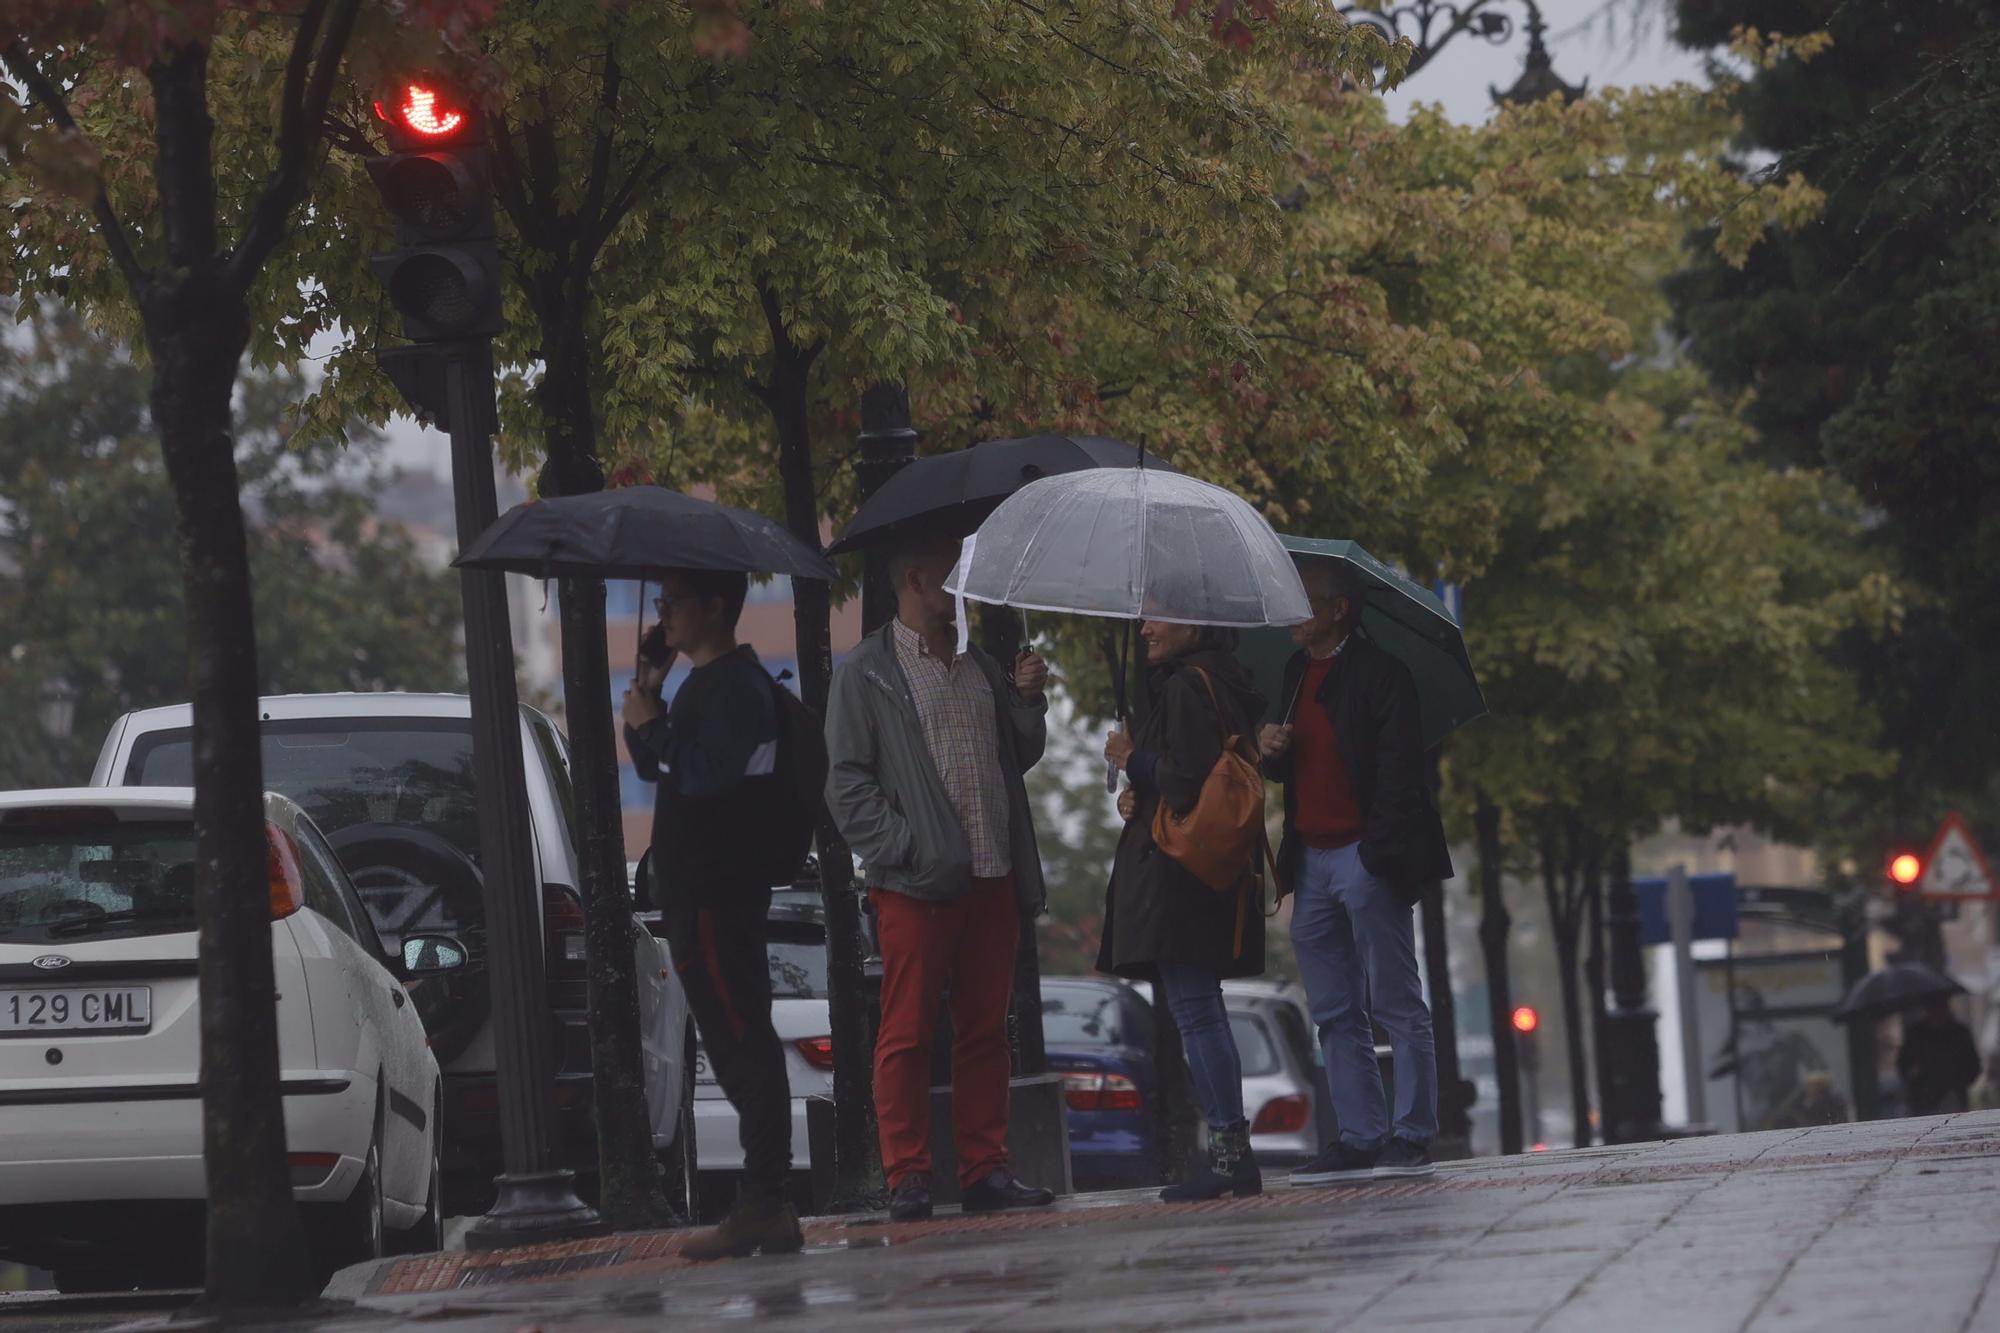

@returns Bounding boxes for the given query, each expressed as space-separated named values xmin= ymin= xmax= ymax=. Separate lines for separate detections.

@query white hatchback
xmin=0 ymin=787 xmax=457 ymax=1292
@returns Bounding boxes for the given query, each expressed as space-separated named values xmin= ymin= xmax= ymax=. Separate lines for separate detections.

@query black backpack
xmin=761 ymin=670 xmax=829 ymax=886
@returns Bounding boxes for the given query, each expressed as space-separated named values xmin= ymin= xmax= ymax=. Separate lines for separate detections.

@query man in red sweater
xmin=1261 ymin=559 xmax=1453 ymax=1184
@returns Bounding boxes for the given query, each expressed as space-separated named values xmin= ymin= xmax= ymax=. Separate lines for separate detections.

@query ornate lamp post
xmin=1339 ymin=0 xmax=1585 ymax=101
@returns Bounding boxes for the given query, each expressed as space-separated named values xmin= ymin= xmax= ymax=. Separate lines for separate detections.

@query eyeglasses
xmin=653 ymin=595 xmax=686 ymax=614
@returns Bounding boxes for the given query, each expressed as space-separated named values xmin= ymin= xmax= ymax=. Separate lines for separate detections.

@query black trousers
xmin=664 ymin=883 xmax=792 ymax=1187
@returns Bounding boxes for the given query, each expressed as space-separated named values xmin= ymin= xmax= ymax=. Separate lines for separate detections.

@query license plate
xmin=693 ymin=1050 xmax=715 ymax=1084
xmin=0 ymin=987 xmax=151 ymax=1035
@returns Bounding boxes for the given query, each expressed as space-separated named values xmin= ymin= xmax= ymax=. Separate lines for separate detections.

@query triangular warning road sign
xmin=1917 ymin=813 xmax=1999 ymax=900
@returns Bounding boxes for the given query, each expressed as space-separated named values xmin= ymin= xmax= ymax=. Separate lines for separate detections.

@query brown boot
xmin=680 ymin=1182 xmax=805 ymax=1261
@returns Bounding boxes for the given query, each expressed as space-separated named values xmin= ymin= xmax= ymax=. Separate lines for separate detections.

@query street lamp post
xmin=1339 ymin=0 xmax=1586 ymax=103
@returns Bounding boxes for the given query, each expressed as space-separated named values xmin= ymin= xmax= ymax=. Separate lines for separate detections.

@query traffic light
xmin=1511 ymin=1004 xmax=1540 ymax=1071
xmin=1889 ymin=851 xmax=1923 ymax=888
xmin=366 ymin=76 xmax=502 ymax=342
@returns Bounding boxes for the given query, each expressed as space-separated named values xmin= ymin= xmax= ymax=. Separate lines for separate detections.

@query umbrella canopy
xmin=826 ymin=434 xmax=1178 ymax=556
xmin=454 ymin=486 xmax=838 ymax=583
xmin=1832 ymin=961 xmax=1965 ymax=1025
xmin=1238 ymin=536 xmax=1486 ymax=749
xmin=945 ymin=468 xmax=1310 ymax=627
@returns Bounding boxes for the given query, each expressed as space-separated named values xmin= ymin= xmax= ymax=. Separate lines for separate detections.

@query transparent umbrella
xmin=944 ymin=468 xmax=1310 ymax=628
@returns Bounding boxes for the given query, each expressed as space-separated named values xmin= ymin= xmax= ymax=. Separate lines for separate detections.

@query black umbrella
xmin=455 ymin=486 xmax=838 ymax=582
xmin=825 ymin=434 xmax=1179 ymax=555
xmin=1831 ymin=961 xmax=1965 ymax=1025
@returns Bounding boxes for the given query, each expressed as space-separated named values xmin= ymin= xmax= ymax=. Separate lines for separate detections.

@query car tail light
xmin=1251 ymin=1094 xmax=1311 ymax=1135
xmin=1062 ymin=1071 xmax=1141 ymax=1113
xmin=288 ymin=1151 xmax=338 ymax=1188
xmin=794 ymin=1036 xmax=835 ymax=1070
xmin=266 ymin=826 xmax=304 ymax=920
xmin=543 ymin=886 xmax=587 ymax=1007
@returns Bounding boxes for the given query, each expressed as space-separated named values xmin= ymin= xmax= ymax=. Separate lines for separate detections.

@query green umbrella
xmin=1237 ymin=536 xmax=1486 ymax=749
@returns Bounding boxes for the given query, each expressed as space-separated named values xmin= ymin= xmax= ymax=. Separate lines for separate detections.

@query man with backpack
xmin=623 ymin=566 xmax=807 ymax=1259
xmin=824 ymin=533 xmax=1057 ymax=1222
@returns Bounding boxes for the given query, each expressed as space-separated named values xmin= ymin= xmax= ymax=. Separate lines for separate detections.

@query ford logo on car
xmin=30 ymin=955 xmax=71 ymax=970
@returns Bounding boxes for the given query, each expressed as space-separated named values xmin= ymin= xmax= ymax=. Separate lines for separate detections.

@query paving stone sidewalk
xmin=304 ymin=1111 xmax=2000 ymax=1330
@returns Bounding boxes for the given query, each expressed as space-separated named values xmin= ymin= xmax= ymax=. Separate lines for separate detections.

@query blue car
xmin=1042 ymin=976 xmax=1158 ymax=1190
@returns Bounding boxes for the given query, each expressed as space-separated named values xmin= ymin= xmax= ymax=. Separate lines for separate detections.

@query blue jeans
xmin=1291 ymin=843 xmax=1436 ymax=1148
xmin=1156 ymin=961 xmax=1246 ymax=1131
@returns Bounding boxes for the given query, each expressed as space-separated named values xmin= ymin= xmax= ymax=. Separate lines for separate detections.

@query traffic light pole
xmin=433 ymin=340 xmax=603 ymax=1249
xmin=1600 ymin=844 xmax=1664 ymax=1144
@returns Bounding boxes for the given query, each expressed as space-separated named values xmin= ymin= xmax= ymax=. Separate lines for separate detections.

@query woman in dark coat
xmin=1101 ymin=620 xmax=1268 ymax=1201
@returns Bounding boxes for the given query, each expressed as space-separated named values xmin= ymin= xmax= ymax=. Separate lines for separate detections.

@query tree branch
xmin=2 ymin=43 xmax=149 ymax=293
xmin=228 ymin=0 xmax=362 ymax=288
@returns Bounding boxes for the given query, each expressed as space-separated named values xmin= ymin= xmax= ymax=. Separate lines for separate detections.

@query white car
xmin=93 ymin=694 xmax=699 ymax=1217
xmin=1221 ymin=981 xmax=1326 ymax=1166
xmin=0 ymin=787 xmax=455 ymax=1292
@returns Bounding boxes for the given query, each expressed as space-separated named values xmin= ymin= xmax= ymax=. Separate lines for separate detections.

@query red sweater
xmin=1293 ymin=655 xmax=1364 ymax=849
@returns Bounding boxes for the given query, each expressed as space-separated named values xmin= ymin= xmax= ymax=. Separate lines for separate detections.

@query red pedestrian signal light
xmin=1890 ymin=853 xmax=1922 ymax=887
xmin=1511 ymin=1005 xmax=1540 ymax=1034
xmin=365 ymin=71 xmax=500 ymax=342
xmin=386 ymin=84 xmax=465 ymax=139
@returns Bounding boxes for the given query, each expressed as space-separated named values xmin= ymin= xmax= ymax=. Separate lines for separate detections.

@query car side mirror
xmin=402 ymin=934 xmax=468 ymax=976
xmin=631 ymin=848 xmax=656 ymax=913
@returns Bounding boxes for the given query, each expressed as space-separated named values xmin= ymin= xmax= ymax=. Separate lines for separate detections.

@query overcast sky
xmin=379 ymin=0 xmax=1709 ymax=478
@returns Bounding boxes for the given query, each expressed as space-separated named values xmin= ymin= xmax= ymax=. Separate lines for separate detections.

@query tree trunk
xmin=977 ymin=604 xmax=1048 ymax=1078
xmin=143 ymin=41 xmax=312 ymax=1308
xmin=765 ymin=315 xmax=884 ymax=1208
xmin=1419 ymin=751 xmax=1467 ymax=1156
xmin=1474 ymin=793 xmax=1522 ymax=1156
xmin=533 ymin=283 xmax=669 ymax=1228
xmin=1542 ymin=819 xmax=1591 ymax=1149
xmin=1583 ymin=837 xmax=1615 ymax=1144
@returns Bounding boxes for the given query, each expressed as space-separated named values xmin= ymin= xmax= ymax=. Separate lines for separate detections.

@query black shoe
xmin=1289 ymin=1140 xmax=1379 ymax=1186
xmin=889 ymin=1173 xmax=933 ymax=1222
xmin=959 ymin=1169 xmax=1055 ymax=1213
xmin=1161 ymin=1124 xmax=1262 ymax=1203
xmin=1374 ymin=1138 xmax=1434 ymax=1179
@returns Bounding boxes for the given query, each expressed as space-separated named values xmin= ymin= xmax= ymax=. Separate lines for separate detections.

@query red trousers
xmin=870 ymin=875 xmax=1018 ymax=1189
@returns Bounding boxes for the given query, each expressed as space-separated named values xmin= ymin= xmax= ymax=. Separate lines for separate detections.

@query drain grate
xmin=456 ymin=1250 xmax=624 ymax=1287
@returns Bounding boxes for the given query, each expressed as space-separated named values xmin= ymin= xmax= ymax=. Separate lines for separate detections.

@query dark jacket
xmin=1266 ymin=634 xmax=1452 ymax=901
xmin=1099 ymin=649 xmax=1268 ymax=980
xmin=624 ymin=644 xmax=779 ymax=904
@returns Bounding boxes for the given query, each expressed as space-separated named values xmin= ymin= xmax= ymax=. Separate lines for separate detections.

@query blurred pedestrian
xmin=1969 ymin=1053 xmax=2000 ymax=1112
xmin=624 ymin=568 xmax=802 ymax=1259
xmin=1899 ymin=997 xmax=1981 ymax=1116
xmin=1262 ymin=558 xmax=1452 ymax=1184
xmin=1103 ymin=619 xmax=1269 ymax=1201
xmin=824 ymin=533 xmax=1056 ymax=1221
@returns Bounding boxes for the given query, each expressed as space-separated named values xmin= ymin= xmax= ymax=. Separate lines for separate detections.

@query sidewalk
xmin=312 ymin=1111 xmax=2000 ymax=1330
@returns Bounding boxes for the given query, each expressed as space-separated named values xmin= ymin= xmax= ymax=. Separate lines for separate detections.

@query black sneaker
xmin=1373 ymin=1138 xmax=1435 ymax=1179
xmin=1289 ymin=1140 xmax=1378 ymax=1186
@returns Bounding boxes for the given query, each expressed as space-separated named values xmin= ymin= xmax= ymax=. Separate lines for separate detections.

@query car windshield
xmin=1042 ymin=986 xmax=1124 ymax=1046
xmin=0 ymin=819 xmax=199 ymax=945
xmin=128 ymin=719 xmax=482 ymax=943
xmin=1229 ymin=1011 xmax=1281 ymax=1077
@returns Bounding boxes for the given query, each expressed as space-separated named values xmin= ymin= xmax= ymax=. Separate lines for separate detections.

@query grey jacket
xmin=824 ymin=622 xmax=1048 ymax=911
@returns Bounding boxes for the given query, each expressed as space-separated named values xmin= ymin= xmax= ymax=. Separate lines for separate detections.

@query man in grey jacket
xmin=825 ymin=532 xmax=1055 ymax=1222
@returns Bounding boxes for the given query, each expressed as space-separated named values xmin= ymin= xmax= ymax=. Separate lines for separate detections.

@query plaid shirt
xmin=892 ymin=617 xmax=1012 ymax=877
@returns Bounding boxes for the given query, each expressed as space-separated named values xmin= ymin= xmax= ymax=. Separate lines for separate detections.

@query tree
xmin=1666 ymin=1 xmax=2000 ymax=864
xmin=0 ymin=305 xmax=463 ymax=792
xmin=1 ymin=1 xmax=487 ymax=1307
